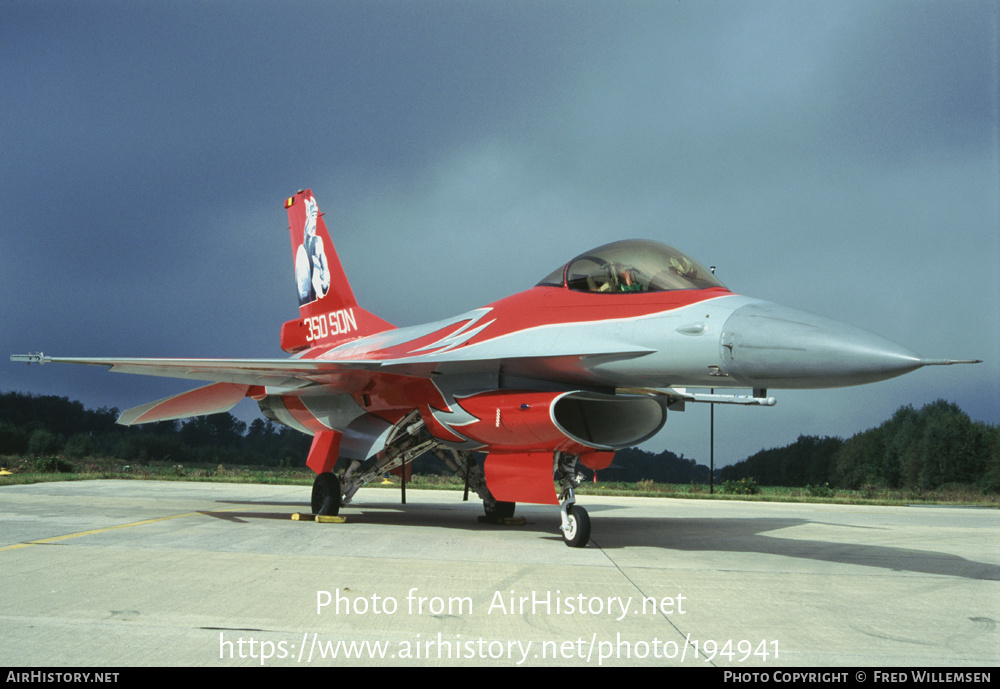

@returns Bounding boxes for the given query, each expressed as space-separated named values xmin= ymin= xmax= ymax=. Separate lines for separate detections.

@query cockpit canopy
xmin=537 ymin=239 xmax=726 ymax=293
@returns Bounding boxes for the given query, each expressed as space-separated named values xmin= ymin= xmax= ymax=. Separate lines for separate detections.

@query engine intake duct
xmin=453 ymin=390 xmax=667 ymax=452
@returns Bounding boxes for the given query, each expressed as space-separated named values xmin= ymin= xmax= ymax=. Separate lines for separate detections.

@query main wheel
xmin=484 ymin=500 xmax=516 ymax=520
xmin=562 ymin=505 xmax=590 ymax=548
xmin=311 ymin=472 xmax=342 ymax=516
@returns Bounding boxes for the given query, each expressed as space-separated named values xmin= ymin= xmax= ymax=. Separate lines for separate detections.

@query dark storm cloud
xmin=831 ymin=2 xmax=997 ymax=161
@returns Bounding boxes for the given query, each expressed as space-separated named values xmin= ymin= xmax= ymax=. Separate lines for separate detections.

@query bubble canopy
xmin=537 ymin=239 xmax=726 ymax=293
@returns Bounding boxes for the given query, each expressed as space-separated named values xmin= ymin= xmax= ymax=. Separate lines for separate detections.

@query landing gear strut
xmin=556 ymin=452 xmax=590 ymax=547
xmin=334 ymin=410 xmax=438 ymax=509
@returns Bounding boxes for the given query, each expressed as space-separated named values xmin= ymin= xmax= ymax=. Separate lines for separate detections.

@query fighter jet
xmin=12 ymin=190 xmax=980 ymax=547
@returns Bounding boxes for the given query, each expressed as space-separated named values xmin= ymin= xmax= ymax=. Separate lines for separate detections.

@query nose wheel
xmin=561 ymin=503 xmax=591 ymax=548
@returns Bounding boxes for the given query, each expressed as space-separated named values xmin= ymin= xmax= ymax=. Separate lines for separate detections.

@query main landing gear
xmin=327 ymin=410 xmax=438 ymax=513
xmin=312 ymin=472 xmax=342 ymax=516
xmin=483 ymin=498 xmax=516 ymax=521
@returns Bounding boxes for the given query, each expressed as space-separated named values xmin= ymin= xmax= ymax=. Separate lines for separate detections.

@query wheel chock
xmin=315 ymin=514 xmax=346 ymax=523
xmin=291 ymin=512 xmax=347 ymax=523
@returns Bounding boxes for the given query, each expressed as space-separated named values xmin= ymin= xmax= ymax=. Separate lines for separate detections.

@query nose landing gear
xmin=560 ymin=496 xmax=590 ymax=548
xmin=557 ymin=452 xmax=591 ymax=547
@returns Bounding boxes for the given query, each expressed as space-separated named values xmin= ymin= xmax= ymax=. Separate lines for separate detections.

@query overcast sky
xmin=3 ymin=1 xmax=998 ymax=467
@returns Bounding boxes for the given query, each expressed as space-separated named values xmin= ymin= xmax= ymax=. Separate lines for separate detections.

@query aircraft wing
xmin=10 ymin=347 xmax=656 ymax=426
xmin=9 ymin=354 xmax=379 ymax=389
xmin=11 ymin=343 xmax=653 ymax=385
xmin=10 ymin=353 xmax=387 ymax=426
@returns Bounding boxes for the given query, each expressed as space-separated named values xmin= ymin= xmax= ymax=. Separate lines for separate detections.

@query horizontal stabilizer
xmin=117 ymin=382 xmax=250 ymax=425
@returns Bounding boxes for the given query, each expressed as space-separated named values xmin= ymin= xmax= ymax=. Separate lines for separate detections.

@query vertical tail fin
xmin=280 ymin=189 xmax=394 ymax=353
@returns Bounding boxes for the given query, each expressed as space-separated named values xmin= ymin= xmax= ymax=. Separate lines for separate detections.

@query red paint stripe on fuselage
xmin=282 ymin=396 xmax=332 ymax=434
xmin=308 ymin=285 xmax=732 ymax=364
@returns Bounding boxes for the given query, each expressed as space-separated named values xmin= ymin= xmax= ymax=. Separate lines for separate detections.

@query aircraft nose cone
xmin=719 ymin=301 xmax=924 ymax=389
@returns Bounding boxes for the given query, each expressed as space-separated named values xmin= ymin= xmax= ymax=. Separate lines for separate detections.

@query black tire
xmin=562 ymin=505 xmax=590 ymax=548
xmin=311 ymin=473 xmax=342 ymax=516
xmin=484 ymin=500 xmax=516 ymax=520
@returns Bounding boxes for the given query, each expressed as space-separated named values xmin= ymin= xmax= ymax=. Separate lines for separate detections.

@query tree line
xmin=0 ymin=390 xmax=310 ymax=467
xmin=720 ymin=400 xmax=999 ymax=492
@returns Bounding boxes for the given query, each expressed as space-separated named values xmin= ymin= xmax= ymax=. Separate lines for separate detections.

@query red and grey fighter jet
xmin=13 ymin=190 xmax=980 ymax=547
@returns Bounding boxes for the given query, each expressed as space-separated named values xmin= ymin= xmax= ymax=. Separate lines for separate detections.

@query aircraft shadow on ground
xmin=200 ymin=497 xmax=998 ymax=582
xmin=586 ymin=515 xmax=1000 ymax=582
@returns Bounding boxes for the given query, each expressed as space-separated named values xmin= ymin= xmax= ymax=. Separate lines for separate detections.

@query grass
xmin=2 ymin=454 xmax=997 ymax=507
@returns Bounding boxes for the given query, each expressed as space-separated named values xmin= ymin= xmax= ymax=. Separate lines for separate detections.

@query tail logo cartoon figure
xmin=294 ymin=195 xmax=330 ymax=305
